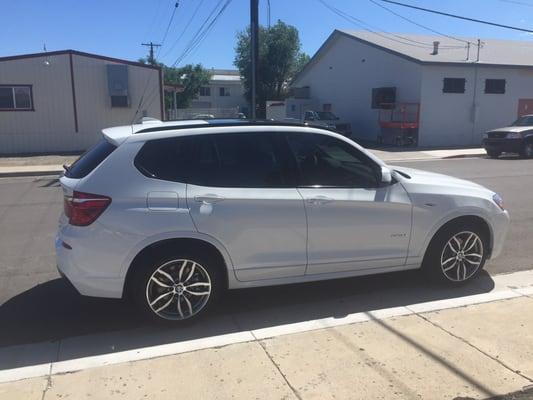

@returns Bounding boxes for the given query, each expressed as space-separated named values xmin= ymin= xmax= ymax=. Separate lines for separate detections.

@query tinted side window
xmin=135 ymin=133 xmax=291 ymax=187
xmin=66 ymin=139 xmax=117 ymax=179
xmin=286 ymin=133 xmax=378 ymax=188
xmin=203 ymin=133 xmax=288 ymax=187
xmin=135 ymin=136 xmax=197 ymax=182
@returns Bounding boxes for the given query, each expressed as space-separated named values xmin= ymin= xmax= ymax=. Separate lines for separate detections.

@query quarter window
xmin=286 ymin=133 xmax=379 ymax=188
xmin=443 ymin=78 xmax=466 ymax=94
xmin=0 ymin=85 xmax=33 ymax=110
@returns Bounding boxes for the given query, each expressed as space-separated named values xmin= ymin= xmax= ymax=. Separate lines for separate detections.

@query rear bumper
xmin=483 ymin=138 xmax=524 ymax=153
xmin=55 ymin=235 xmax=124 ymax=298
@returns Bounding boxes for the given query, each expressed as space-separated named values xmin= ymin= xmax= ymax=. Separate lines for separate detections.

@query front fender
xmin=409 ymin=205 xmax=494 ymax=264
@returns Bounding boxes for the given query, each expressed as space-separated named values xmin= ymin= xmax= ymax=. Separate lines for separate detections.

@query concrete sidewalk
xmin=0 ymin=148 xmax=486 ymax=177
xmin=1 ymin=285 xmax=532 ymax=399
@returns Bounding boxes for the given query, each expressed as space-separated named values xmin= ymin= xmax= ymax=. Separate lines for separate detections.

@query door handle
xmin=195 ymin=194 xmax=225 ymax=204
xmin=306 ymin=196 xmax=334 ymax=205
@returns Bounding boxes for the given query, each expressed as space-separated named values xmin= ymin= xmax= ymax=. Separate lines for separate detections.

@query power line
xmin=498 ymin=0 xmax=533 ymax=7
xmin=171 ymin=0 xmax=233 ymax=67
xmin=318 ymin=0 xmax=462 ymax=49
xmin=378 ymin=0 xmax=533 ymax=33
xmin=368 ymin=0 xmax=473 ymax=45
xmin=133 ymin=1 xmax=180 ymax=122
xmin=161 ymin=0 xmax=206 ymax=60
xmin=158 ymin=0 xmax=180 ymax=53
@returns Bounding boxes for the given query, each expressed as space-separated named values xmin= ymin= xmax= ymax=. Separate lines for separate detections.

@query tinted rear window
xmin=65 ymin=139 xmax=117 ymax=179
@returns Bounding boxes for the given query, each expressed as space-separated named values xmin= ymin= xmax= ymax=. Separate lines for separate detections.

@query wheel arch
xmin=122 ymin=235 xmax=234 ymax=299
xmin=424 ymin=215 xmax=493 ymax=260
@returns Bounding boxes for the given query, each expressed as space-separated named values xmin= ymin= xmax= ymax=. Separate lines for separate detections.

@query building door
xmin=517 ymin=99 xmax=533 ymax=117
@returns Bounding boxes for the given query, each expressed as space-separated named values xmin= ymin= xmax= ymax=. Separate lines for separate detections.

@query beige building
xmin=0 ymin=50 xmax=163 ymax=154
xmin=191 ymin=69 xmax=247 ymax=113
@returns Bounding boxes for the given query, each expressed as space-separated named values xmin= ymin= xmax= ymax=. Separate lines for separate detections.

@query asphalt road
xmin=0 ymin=156 xmax=531 ymax=351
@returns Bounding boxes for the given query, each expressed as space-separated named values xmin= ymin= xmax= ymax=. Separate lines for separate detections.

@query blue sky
xmin=1 ymin=0 xmax=532 ymax=69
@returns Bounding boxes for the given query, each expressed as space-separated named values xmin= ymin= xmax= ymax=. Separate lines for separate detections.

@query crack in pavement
xmin=406 ymin=306 xmax=533 ymax=384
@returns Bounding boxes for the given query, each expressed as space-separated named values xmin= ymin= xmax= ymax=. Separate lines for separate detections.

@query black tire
xmin=130 ymin=248 xmax=224 ymax=324
xmin=486 ymin=149 xmax=501 ymax=158
xmin=520 ymin=141 xmax=533 ymax=159
xmin=422 ymin=221 xmax=489 ymax=286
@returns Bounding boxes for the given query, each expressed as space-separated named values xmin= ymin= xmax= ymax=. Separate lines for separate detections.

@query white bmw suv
xmin=56 ymin=119 xmax=509 ymax=322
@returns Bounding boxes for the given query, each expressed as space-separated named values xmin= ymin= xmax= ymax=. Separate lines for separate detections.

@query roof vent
xmin=432 ymin=41 xmax=440 ymax=55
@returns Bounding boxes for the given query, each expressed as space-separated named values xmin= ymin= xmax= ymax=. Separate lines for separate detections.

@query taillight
xmin=64 ymin=191 xmax=112 ymax=226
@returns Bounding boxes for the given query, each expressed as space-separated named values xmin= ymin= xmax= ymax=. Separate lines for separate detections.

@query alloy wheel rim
xmin=440 ymin=231 xmax=484 ymax=282
xmin=145 ymin=259 xmax=211 ymax=320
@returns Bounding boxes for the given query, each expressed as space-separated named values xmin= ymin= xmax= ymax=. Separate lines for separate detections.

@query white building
xmin=290 ymin=30 xmax=533 ymax=147
xmin=190 ymin=69 xmax=247 ymax=115
xmin=0 ymin=50 xmax=163 ymax=154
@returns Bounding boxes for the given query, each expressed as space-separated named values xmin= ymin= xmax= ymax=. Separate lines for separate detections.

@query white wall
xmin=292 ymin=34 xmax=423 ymax=141
xmin=192 ymin=80 xmax=247 ymax=110
xmin=0 ymin=52 xmax=161 ymax=154
xmin=419 ymin=64 xmax=533 ymax=146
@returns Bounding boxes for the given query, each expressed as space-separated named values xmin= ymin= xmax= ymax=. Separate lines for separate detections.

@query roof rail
xmin=134 ymin=119 xmax=312 ymax=134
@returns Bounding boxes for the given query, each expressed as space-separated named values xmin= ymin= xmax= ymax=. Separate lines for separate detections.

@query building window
xmin=443 ymin=78 xmax=466 ymax=93
xmin=371 ymin=87 xmax=396 ymax=109
xmin=219 ymin=87 xmax=230 ymax=97
xmin=199 ymin=86 xmax=211 ymax=96
xmin=485 ymin=79 xmax=506 ymax=94
xmin=110 ymin=95 xmax=129 ymax=107
xmin=0 ymin=85 xmax=33 ymax=110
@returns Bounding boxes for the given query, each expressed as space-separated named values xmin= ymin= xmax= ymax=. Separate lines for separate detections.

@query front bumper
xmin=483 ymin=138 xmax=524 ymax=154
xmin=489 ymin=210 xmax=510 ymax=259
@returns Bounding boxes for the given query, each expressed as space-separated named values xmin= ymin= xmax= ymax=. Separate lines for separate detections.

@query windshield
xmin=511 ymin=116 xmax=533 ymax=126
xmin=316 ymin=111 xmax=338 ymax=120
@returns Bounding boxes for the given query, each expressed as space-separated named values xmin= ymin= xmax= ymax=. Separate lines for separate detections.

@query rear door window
xmin=66 ymin=139 xmax=117 ymax=179
xmin=135 ymin=132 xmax=293 ymax=188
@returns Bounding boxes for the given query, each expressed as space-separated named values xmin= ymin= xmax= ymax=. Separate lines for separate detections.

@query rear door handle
xmin=195 ymin=194 xmax=225 ymax=204
xmin=306 ymin=195 xmax=334 ymax=205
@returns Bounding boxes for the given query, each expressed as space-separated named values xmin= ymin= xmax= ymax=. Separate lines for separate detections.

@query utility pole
xmin=141 ymin=42 xmax=162 ymax=65
xmin=250 ymin=0 xmax=259 ymax=119
xmin=476 ymin=39 xmax=481 ymax=62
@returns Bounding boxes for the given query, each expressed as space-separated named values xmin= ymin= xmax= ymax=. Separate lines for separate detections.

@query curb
xmin=0 ymin=169 xmax=62 ymax=178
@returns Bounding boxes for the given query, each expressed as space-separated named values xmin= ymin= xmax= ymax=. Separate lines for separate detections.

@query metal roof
xmin=338 ymin=30 xmax=533 ymax=67
xmin=293 ymin=30 xmax=533 ymax=85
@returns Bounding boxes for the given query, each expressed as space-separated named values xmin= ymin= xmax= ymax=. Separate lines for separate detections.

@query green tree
xmin=163 ymin=64 xmax=211 ymax=109
xmin=234 ymin=20 xmax=310 ymax=117
xmin=138 ymin=58 xmax=211 ymax=110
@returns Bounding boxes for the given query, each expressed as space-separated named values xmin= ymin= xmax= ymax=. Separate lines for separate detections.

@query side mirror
xmin=380 ymin=166 xmax=392 ymax=184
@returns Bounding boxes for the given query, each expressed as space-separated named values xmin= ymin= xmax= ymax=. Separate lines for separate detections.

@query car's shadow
xmin=0 ymin=269 xmax=495 ymax=370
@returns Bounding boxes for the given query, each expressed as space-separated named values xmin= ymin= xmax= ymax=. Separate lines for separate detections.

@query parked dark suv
xmin=483 ymin=115 xmax=533 ymax=158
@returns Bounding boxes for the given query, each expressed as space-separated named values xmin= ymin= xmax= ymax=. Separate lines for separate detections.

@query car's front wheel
xmin=520 ymin=141 xmax=533 ymax=159
xmin=132 ymin=250 xmax=222 ymax=323
xmin=423 ymin=222 xmax=488 ymax=285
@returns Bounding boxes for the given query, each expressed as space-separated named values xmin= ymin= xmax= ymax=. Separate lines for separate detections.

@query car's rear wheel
xmin=520 ymin=141 xmax=533 ymax=159
xmin=132 ymin=250 xmax=223 ymax=323
xmin=423 ymin=222 xmax=488 ymax=285
xmin=486 ymin=149 xmax=501 ymax=158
